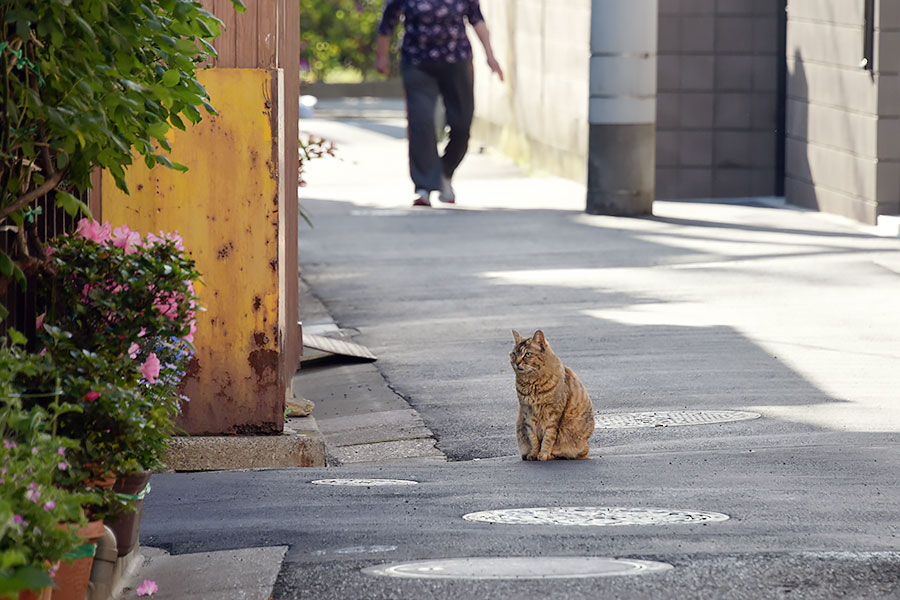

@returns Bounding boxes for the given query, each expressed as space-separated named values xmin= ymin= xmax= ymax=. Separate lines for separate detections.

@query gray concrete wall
xmin=655 ymin=0 xmax=783 ymax=200
xmin=471 ymin=0 xmax=591 ymax=182
xmin=785 ymin=0 xmax=900 ymax=224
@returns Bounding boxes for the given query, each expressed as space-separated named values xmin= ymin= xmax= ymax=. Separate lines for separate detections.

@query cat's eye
xmin=524 ymin=352 xmax=532 ymax=357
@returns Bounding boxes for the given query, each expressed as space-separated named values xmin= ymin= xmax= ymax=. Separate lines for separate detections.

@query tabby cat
xmin=510 ymin=330 xmax=595 ymax=460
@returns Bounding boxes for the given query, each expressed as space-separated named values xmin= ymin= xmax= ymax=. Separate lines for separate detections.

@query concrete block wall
xmin=785 ymin=0 xmax=900 ymax=223
xmin=656 ymin=0 xmax=783 ymax=200
xmin=471 ymin=0 xmax=591 ymax=182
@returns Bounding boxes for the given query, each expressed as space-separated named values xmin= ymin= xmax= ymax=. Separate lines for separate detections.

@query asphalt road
xmin=141 ymin=103 xmax=900 ymax=599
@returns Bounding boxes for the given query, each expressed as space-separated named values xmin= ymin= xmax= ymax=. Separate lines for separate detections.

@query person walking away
xmin=375 ymin=0 xmax=504 ymax=207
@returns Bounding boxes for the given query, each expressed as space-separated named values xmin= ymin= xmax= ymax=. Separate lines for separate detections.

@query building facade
xmin=472 ymin=0 xmax=899 ymax=225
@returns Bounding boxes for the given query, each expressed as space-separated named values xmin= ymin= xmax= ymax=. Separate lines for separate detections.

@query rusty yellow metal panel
xmin=102 ymin=68 xmax=284 ymax=435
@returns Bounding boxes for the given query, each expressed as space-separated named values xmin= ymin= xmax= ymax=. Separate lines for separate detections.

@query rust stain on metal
xmin=217 ymin=241 xmax=234 ymax=259
xmin=248 ymin=349 xmax=279 ymax=389
xmin=253 ymin=331 xmax=270 ymax=346
xmin=252 ymin=295 xmax=262 ymax=311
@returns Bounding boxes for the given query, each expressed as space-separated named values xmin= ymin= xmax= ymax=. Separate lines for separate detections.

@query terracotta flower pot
xmin=0 ymin=587 xmax=52 ymax=600
xmin=50 ymin=520 xmax=103 ymax=600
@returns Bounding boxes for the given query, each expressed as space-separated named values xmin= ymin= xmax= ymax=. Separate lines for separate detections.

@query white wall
xmin=471 ymin=0 xmax=591 ymax=181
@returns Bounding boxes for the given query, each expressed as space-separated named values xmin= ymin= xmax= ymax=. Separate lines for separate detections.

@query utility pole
xmin=586 ymin=0 xmax=658 ymax=216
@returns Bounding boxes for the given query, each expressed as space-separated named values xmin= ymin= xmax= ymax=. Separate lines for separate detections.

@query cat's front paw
xmin=537 ymin=452 xmax=552 ymax=461
xmin=525 ymin=452 xmax=539 ymax=461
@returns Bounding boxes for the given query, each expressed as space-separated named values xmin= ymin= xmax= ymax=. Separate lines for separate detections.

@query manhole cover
xmin=463 ymin=507 xmax=730 ymax=526
xmin=363 ymin=557 xmax=673 ymax=580
xmin=595 ymin=410 xmax=760 ymax=429
xmin=311 ymin=478 xmax=418 ymax=486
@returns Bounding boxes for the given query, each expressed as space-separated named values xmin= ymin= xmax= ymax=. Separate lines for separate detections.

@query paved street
xmin=140 ymin=99 xmax=900 ymax=599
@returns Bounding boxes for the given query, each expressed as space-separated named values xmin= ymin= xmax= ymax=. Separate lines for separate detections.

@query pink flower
xmin=43 ymin=500 xmax=56 ymax=511
xmin=164 ymin=230 xmax=184 ymax=251
xmin=57 ymin=446 xmax=66 ymax=456
xmin=12 ymin=514 xmax=24 ymax=525
xmin=184 ymin=320 xmax=197 ymax=343
xmin=74 ymin=218 xmax=111 ymax=243
xmin=25 ymin=482 xmax=39 ymax=503
xmin=35 ymin=313 xmax=44 ymax=329
xmin=112 ymin=225 xmax=142 ymax=255
xmin=83 ymin=391 xmax=100 ymax=402
xmin=129 ymin=342 xmax=141 ymax=359
xmin=3 ymin=440 xmax=15 ymax=449
xmin=141 ymin=353 xmax=161 ymax=384
xmin=136 ymin=580 xmax=158 ymax=596
xmin=144 ymin=233 xmax=162 ymax=247
xmin=58 ymin=462 xmax=68 ymax=471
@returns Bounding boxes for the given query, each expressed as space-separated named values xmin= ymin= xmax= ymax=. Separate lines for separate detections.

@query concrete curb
xmin=165 ymin=416 xmax=326 ymax=471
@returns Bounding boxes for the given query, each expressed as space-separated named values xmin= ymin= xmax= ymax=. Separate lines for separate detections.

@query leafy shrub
xmin=0 ymin=0 xmax=244 ymax=310
xmin=300 ymin=0 xmax=400 ymax=82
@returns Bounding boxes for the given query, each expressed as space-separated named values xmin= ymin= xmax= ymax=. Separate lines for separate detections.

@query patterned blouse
xmin=378 ymin=0 xmax=485 ymax=65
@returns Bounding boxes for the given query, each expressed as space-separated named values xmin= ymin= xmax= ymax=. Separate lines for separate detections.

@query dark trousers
xmin=401 ymin=59 xmax=474 ymax=192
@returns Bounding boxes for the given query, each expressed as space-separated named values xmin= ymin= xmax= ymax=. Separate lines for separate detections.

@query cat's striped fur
xmin=510 ymin=330 xmax=595 ymax=460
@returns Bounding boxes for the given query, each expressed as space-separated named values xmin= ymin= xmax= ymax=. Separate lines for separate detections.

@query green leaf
xmin=8 ymin=327 xmax=27 ymax=346
xmin=148 ymin=120 xmax=170 ymax=140
xmin=55 ymin=190 xmax=92 ymax=219
xmin=0 ymin=252 xmax=26 ymax=288
xmin=161 ymin=68 xmax=180 ymax=87
xmin=0 ymin=252 xmax=16 ymax=277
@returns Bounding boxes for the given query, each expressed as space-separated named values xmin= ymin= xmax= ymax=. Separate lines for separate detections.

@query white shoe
xmin=412 ymin=189 xmax=431 ymax=207
xmin=439 ymin=176 xmax=455 ymax=203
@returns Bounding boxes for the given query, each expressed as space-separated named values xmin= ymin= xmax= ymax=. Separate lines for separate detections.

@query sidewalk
xmin=127 ymin=97 xmax=900 ymax=599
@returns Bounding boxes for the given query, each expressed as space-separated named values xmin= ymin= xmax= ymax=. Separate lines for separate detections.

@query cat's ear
xmin=512 ymin=329 xmax=523 ymax=343
xmin=532 ymin=329 xmax=546 ymax=349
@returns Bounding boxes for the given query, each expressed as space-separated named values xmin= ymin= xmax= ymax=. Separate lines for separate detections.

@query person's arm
xmin=375 ymin=34 xmax=392 ymax=76
xmin=472 ymin=20 xmax=504 ymax=81
xmin=375 ymin=0 xmax=402 ymax=76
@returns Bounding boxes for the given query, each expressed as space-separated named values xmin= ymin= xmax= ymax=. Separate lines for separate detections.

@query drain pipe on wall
xmin=586 ymin=0 xmax=658 ymax=216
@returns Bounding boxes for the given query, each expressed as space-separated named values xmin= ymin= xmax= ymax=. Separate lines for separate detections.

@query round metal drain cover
xmin=463 ymin=506 xmax=730 ymax=527
xmin=595 ymin=410 xmax=760 ymax=429
xmin=311 ymin=478 xmax=418 ymax=486
xmin=363 ymin=556 xmax=673 ymax=580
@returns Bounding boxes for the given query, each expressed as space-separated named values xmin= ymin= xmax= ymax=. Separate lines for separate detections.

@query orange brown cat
xmin=510 ymin=330 xmax=595 ymax=460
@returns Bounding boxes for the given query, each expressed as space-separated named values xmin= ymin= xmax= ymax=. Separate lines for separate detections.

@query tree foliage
xmin=300 ymin=0 xmax=400 ymax=81
xmin=0 ymin=0 xmax=244 ymax=295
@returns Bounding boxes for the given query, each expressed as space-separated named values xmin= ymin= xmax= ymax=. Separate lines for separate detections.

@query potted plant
xmin=0 ymin=342 xmax=94 ymax=600
xmin=37 ymin=220 xmax=199 ymax=550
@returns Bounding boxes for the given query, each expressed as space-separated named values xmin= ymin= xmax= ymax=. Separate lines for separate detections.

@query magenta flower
xmin=12 ymin=514 xmax=24 ymax=525
xmin=58 ymin=446 xmax=66 ymax=456
xmin=141 ymin=353 xmax=161 ymax=384
xmin=136 ymin=580 xmax=158 ymax=596
xmin=83 ymin=391 xmax=100 ymax=402
xmin=58 ymin=461 xmax=68 ymax=471
xmin=3 ymin=440 xmax=16 ymax=449
xmin=43 ymin=500 xmax=56 ymax=511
